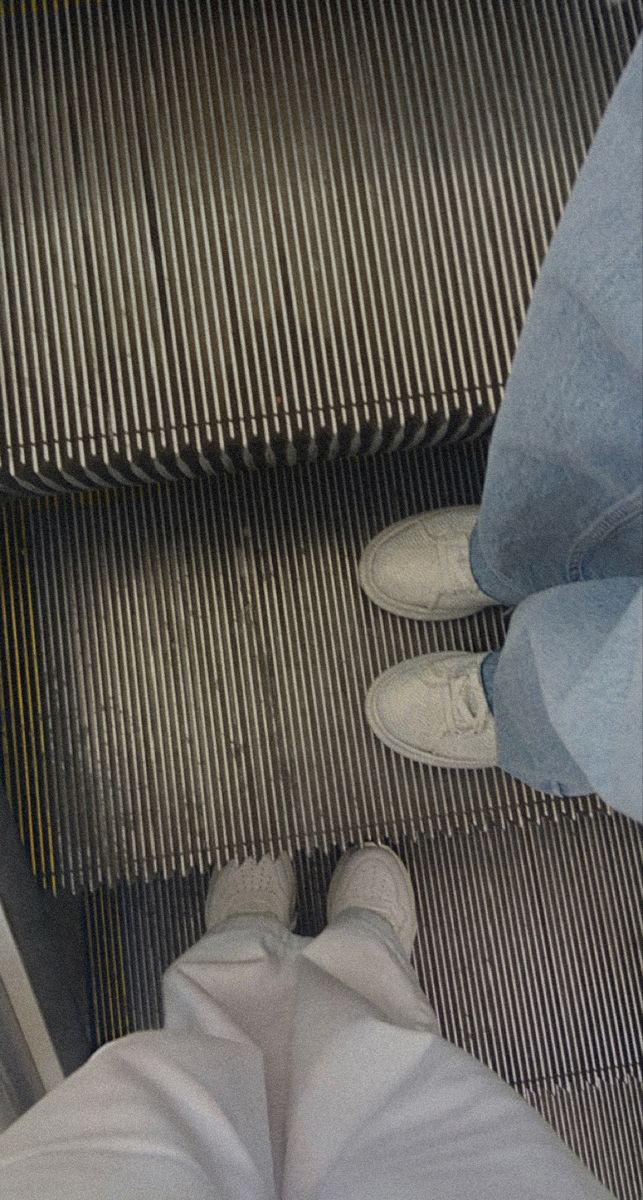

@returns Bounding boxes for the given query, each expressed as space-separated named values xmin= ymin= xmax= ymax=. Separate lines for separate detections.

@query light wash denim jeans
xmin=469 ymin=39 xmax=642 ymax=822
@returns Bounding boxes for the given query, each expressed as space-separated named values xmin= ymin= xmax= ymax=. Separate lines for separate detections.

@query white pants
xmin=0 ymin=912 xmax=611 ymax=1200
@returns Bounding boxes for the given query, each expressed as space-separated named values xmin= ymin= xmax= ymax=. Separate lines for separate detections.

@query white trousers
xmin=0 ymin=912 xmax=611 ymax=1200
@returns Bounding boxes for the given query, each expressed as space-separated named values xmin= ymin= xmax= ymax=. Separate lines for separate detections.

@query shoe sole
xmin=327 ymin=843 xmax=418 ymax=953
xmin=359 ymin=509 xmax=495 ymax=622
xmin=365 ymin=652 xmax=497 ymax=770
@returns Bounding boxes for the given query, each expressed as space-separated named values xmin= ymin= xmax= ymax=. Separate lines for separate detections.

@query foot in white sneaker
xmin=327 ymin=844 xmax=418 ymax=958
xmin=205 ymin=854 xmax=297 ymax=930
xmin=366 ymin=651 xmax=497 ymax=769
xmin=359 ymin=505 xmax=495 ymax=621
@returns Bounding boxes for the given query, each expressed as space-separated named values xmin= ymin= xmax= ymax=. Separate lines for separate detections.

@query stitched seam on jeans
xmin=567 ymin=487 xmax=643 ymax=582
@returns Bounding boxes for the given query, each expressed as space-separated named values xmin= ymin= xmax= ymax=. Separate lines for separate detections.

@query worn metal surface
xmin=1 ymin=0 xmax=640 ymax=489
xmin=2 ymin=437 xmax=607 ymax=893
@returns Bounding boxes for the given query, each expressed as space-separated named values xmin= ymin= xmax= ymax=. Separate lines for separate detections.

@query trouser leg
xmin=470 ymin=41 xmax=642 ymax=605
xmin=486 ymin=579 xmax=642 ymax=817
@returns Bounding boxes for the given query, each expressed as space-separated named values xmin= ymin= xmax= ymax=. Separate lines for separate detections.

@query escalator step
xmin=1 ymin=436 xmax=604 ymax=894
xmin=1 ymin=0 xmax=640 ymax=490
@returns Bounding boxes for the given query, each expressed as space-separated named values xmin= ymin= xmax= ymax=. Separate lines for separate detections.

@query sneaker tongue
xmin=453 ymin=540 xmax=472 ymax=579
xmin=451 ymin=673 xmax=483 ymax=732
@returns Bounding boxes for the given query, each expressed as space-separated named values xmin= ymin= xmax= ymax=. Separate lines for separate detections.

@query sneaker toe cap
xmin=366 ymin=654 xmax=497 ymax=768
xmin=360 ymin=520 xmax=437 ymax=611
xmin=366 ymin=661 xmax=437 ymax=755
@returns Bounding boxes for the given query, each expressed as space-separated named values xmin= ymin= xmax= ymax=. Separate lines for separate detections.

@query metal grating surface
xmin=1 ymin=437 xmax=608 ymax=893
xmin=1 ymin=1 xmax=641 ymax=491
xmin=82 ymin=812 xmax=643 ymax=1199
xmin=522 ymin=1076 xmax=643 ymax=1200
xmin=2 ymin=430 xmax=641 ymax=1195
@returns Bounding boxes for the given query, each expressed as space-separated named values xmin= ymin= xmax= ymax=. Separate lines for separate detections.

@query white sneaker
xmin=359 ymin=505 xmax=494 ymax=621
xmin=327 ymin=844 xmax=418 ymax=958
xmin=205 ymin=854 xmax=297 ymax=930
xmin=366 ymin=651 xmax=497 ymax=769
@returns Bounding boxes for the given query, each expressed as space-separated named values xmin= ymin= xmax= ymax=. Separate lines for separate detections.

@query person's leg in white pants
xmin=0 ymin=851 xmax=612 ymax=1200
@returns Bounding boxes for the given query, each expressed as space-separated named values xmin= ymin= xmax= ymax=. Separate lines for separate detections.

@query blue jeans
xmin=469 ymin=39 xmax=642 ymax=822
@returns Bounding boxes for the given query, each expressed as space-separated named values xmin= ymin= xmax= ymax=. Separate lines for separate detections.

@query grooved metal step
xmin=1 ymin=0 xmax=640 ymax=490
xmin=82 ymin=813 xmax=643 ymax=1200
xmin=2 ymin=427 xmax=641 ymax=1198
xmin=1 ymin=4 xmax=641 ymax=1191
xmin=1 ymin=436 xmax=606 ymax=894
xmin=522 ymin=1075 xmax=643 ymax=1200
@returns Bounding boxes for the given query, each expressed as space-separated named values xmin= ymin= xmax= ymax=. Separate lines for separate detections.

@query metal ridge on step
xmin=0 ymin=437 xmax=608 ymax=892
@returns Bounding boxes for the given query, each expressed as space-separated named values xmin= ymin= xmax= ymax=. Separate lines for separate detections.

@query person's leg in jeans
xmin=469 ymin=37 xmax=642 ymax=605
xmin=483 ymin=578 xmax=642 ymax=819
xmin=361 ymin=41 xmax=642 ymax=815
xmin=472 ymin=36 xmax=643 ymax=816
